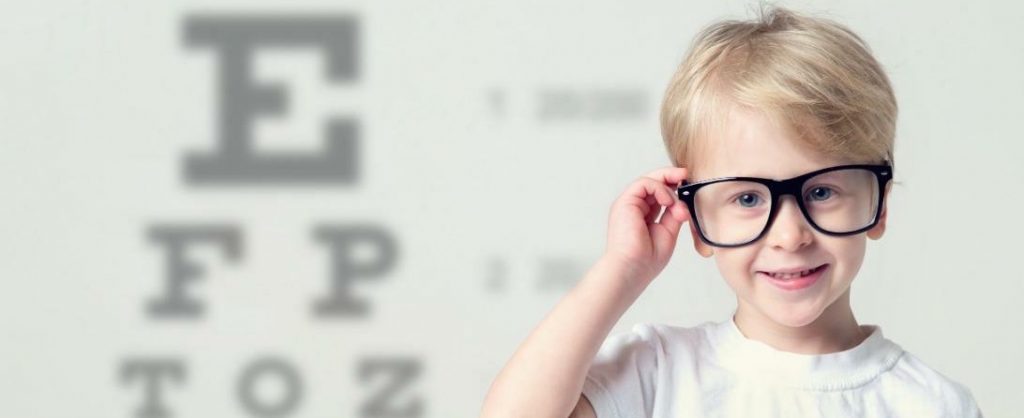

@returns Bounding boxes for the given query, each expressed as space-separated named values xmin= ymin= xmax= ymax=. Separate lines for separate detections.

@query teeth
xmin=768 ymin=267 xmax=816 ymax=280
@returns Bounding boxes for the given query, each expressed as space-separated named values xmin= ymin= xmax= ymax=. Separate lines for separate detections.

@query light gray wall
xmin=0 ymin=0 xmax=1018 ymax=416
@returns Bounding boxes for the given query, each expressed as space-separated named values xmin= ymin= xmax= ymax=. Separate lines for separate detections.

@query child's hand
xmin=604 ymin=167 xmax=691 ymax=286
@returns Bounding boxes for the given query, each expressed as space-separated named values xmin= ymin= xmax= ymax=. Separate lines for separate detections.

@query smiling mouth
xmin=760 ymin=264 xmax=828 ymax=280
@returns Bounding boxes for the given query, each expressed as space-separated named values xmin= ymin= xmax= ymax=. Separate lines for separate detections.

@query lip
xmin=757 ymin=264 xmax=828 ymax=291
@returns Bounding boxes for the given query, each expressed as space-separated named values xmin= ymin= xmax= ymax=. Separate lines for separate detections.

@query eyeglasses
xmin=676 ymin=163 xmax=893 ymax=248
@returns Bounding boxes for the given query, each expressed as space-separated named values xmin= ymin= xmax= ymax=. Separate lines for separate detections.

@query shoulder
xmin=884 ymin=350 xmax=983 ymax=416
xmin=621 ymin=321 xmax=712 ymax=347
xmin=591 ymin=321 xmax=711 ymax=363
xmin=616 ymin=321 xmax=717 ymax=363
xmin=591 ymin=323 xmax=666 ymax=362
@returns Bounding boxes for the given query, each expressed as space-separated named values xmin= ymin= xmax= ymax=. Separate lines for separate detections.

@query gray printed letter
xmin=183 ymin=15 xmax=360 ymax=185
xmin=147 ymin=224 xmax=242 ymax=319
xmin=359 ymin=357 xmax=423 ymax=418
xmin=237 ymin=356 xmax=303 ymax=418
xmin=120 ymin=358 xmax=186 ymax=418
xmin=312 ymin=224 xmax=397 ymax=317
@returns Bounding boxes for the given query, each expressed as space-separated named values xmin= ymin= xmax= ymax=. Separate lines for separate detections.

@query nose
xmin=764 ymin=195 xmax=813 ymax=251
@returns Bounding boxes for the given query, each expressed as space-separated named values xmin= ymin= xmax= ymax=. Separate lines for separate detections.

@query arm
xmin=478 ymin=167 xmax=690 ymax=418
xmin=478 ymin=257 xmax=650 ymax=418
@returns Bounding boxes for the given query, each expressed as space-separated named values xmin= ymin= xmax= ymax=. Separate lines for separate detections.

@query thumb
xmin=650 ymin=196 xmax=689 ymax=254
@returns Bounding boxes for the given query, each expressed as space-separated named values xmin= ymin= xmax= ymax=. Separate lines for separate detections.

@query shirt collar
xmin=708 ymin=312 xmax=905 ymax=391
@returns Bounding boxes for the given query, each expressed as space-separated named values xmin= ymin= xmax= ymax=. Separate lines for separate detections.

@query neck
xmin=733 ymin=289 xmax=868 ymax=354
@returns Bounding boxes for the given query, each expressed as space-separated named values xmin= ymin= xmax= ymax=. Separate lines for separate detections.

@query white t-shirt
xmin=582 ymin=314 xmax=983 ymax=417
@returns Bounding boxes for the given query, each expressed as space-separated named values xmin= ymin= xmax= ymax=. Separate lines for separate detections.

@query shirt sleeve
xmin=581 ymin=323 xmax=663 ymax=418
xmin=948 ymin=381 xmax=985 ymax=418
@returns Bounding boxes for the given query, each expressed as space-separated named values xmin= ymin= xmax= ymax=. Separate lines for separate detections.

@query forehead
xmin=691 ymin=105 xmax=844 ymax=182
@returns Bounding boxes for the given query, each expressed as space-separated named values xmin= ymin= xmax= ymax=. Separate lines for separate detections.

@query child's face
xmin=688 ymin=105 xmax=889 ymax=328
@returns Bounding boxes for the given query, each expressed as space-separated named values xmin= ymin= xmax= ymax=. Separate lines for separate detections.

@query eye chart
xmin=7 ymin=1 xmax=1007 ymax=417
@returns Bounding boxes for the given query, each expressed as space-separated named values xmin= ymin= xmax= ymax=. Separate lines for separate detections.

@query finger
xmin=643 ymin=166 xmax=689 ymax=189
xmin=628 ymin=177 xmax=677 ymax=208
xmin=643 ymin=168 xmax=688 ymax=210
xmin=650 ymin=200 xmax=692 ymax=255
xmin=647 ymin=204 xmax=665 ymax=225
xmin=653 ymin=199 xmax=689 ymax=229
xmin=648 ymin=192 xmax=683 ymax=226
xmin=644 ymin=194 xmax=660 ymax=209
xmin=651 ymin=191 xmax=688 ymax=226
xmin=650 ymin=217 xmax=679 ymax=258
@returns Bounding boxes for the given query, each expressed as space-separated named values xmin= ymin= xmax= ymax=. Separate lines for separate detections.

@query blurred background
xmin=1 ymin=0 xmax=1021 ymax=416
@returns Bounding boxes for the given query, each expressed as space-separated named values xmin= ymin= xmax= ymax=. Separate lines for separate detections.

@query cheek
xmin=830 ymin=233 xmax=865 ymax=255
xmin=821 ymin=236 xmax=868 ymax=280
xmin=713 ymin=248 xmax=759 ymax=284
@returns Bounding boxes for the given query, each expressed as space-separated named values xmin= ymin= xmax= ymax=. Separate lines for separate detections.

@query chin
xmin=765 ymin=307 xmax=825 ymax=328
xmin=751 ymin=289 xmax=831 ymax=328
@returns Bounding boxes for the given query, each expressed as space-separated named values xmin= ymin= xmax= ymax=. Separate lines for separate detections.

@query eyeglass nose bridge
xmin=772 ymin=175 xmax=810 ymax=199
xmin=759 ymin=174 xmax=819 ymax=235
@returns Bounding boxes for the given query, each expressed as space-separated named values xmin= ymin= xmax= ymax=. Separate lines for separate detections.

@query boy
xmin=478 ymin=5 xmax=983 ymax=418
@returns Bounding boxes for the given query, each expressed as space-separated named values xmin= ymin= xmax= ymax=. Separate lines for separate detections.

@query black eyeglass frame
xmin=675 ymin=163 xmax=893 ymax=248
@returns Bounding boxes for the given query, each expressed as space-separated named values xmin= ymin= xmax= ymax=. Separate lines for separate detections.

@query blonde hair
xmin=660 ymin=5 xmax=897 ymax=173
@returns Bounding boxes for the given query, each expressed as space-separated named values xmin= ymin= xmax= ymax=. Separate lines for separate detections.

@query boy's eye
xmin=806 ymin=186 xmax=834 ymax=202
xmin=735 ymin=193 xmax=762 ymax=208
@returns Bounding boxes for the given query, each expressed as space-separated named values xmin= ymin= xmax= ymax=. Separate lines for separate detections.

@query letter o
xmin=237 ymin=356 xmax=303 ymax=418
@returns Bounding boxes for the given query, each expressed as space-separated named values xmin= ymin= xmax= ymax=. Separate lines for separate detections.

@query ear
xmin=689 ymin=222 xmax=715 ymax=257
xmin=866 ymin=182 xmax=892 ymax=240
